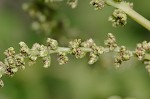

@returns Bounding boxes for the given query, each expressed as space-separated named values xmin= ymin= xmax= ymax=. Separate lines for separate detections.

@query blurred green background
xmin=0 ymin=0 xmax=150 ymax=99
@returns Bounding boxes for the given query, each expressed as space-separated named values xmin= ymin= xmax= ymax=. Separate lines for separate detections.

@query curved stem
xmin=105 ymin=0 xmax=150 ymax=31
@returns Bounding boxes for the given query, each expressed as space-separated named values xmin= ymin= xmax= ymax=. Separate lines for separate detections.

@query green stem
xmin=144 ymin=54 xmax=150 ymax=61
xmin=49 ymin=47 xmax=92 ymax=54
xmin=105 ymin=0 xmax=150 ymax=31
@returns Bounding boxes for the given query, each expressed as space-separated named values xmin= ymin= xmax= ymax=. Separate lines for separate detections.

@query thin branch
xmin=105 ymin=0 xmax=150 ymax=31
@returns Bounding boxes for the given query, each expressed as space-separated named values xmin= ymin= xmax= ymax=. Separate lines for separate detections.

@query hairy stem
xmin=105 ymin=0 xmax=150 ymax=31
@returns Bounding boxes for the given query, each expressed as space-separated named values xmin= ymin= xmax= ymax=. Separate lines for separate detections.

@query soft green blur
xmin=0 ymin=0 xmax=150 ymax=99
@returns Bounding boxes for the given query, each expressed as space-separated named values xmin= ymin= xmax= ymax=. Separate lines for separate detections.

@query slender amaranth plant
xmin=0 ymin=0 xmax=150 ymax=87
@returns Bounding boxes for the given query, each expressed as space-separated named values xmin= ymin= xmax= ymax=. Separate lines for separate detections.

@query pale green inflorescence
xmin=83 ymin=39 xmax=105 ymax=64
xmin=90 ymin=0 xmax=105 ymax=10
xmin=69 ymin=39 xmax=86 ymax=58
xmin=67 ymin=0 xmax=78 ymax=8
xmin=104 ymin=33 xmax=118 ymax=51
xmin=1 ymin=33 xmax=150 ymax=87
xmin=0 ymin=79 xmax=4 ymax=88
xmin=57 ymin=52 xmax=69 ymax=65
xmin=1 ymin=0 xmax=150 ymax=89
xmin=114 ymin=46 xmax=133 ymax=68
xmin=108 ymin=9 xmax=127 ymax=27
xmin=43 ymin=56 xmax=51 ymax=68
xmin=89 ymin=0 xmax=135 ymax=28
xmin=47 ymin=38 xmax=58 ymax=50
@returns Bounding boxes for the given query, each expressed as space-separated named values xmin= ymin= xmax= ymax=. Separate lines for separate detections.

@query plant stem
xmin=144 ymin=54 xmax=150 ymax=61
xmin=105 ymin=0 xmax=150 ymax=31
xmin=49 ymin=47 xmax=92 ymax=54
xmin=49 ymin=46 xmax=150 ymax=63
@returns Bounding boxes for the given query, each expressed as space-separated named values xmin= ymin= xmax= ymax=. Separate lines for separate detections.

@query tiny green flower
xmin=104 ymin=33 xmax=117 ymax=50
xmin=19 ymin=42 xmax=30 ymax=56
xmin=145 ymin=65 xmax=150 ymax=75
xmin=90 ymin=0 xmax=105 ymax=10
xmin=81 ymin=38 xmax=96 ymax=48
xmin=4 ymin=47 xmax=15 ymax=57
xmin=108 ymin=9 xmax=127 ymax=27
xmin=0 ymin=79 xmax=4 ymax=88
xmin=67 ymin=0 xmax=78 ymax=8
xmin=72 ymin=48 xmax=86 ymax=58
xmin=0 ymin=62 xmax=6 ymax=78
xmin=57 ymin=52 xmax=69 ymax=65
xmin=91 ymin=45 xmax=104 ymax=56
xmin=134 ymin=43 xmax=145 ymax=60
xmin=15 ymin=54 xmax=25 ymax=67
xmin=43 ymin=56 xmax=51 ymax=68
xmin=39 ymin=45 xmax=48 ymax=57
xmin=69 ymin=39 xmax=81 ymax=49
xmin=47 ymin=38 xmax=58 ymax=50
xmin=88 ymin=53 xmax=99 ymax=64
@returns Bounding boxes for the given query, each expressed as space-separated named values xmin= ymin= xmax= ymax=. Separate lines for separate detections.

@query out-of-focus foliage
xmin=0 ymin=0 xmax=150 ymax=99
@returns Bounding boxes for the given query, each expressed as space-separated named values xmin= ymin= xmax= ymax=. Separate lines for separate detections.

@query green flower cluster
xmin=1 ymin=33 xmax=150 ymax=87
xmin=67 ymin=0 xmax=78 ymax=8
xmin=90 ymin=0 xmax=105 ymax=10
xmin=108 ymin=9 xmax=127 ymax=27
xmin=22 ymin=0 xmax=64 ymax=35
xmin=90 ymin=0 xmax=135 ymax=28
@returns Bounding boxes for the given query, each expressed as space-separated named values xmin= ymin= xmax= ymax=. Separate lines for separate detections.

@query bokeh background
xmin=0 ymin=0 xmax=150 ymax=99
